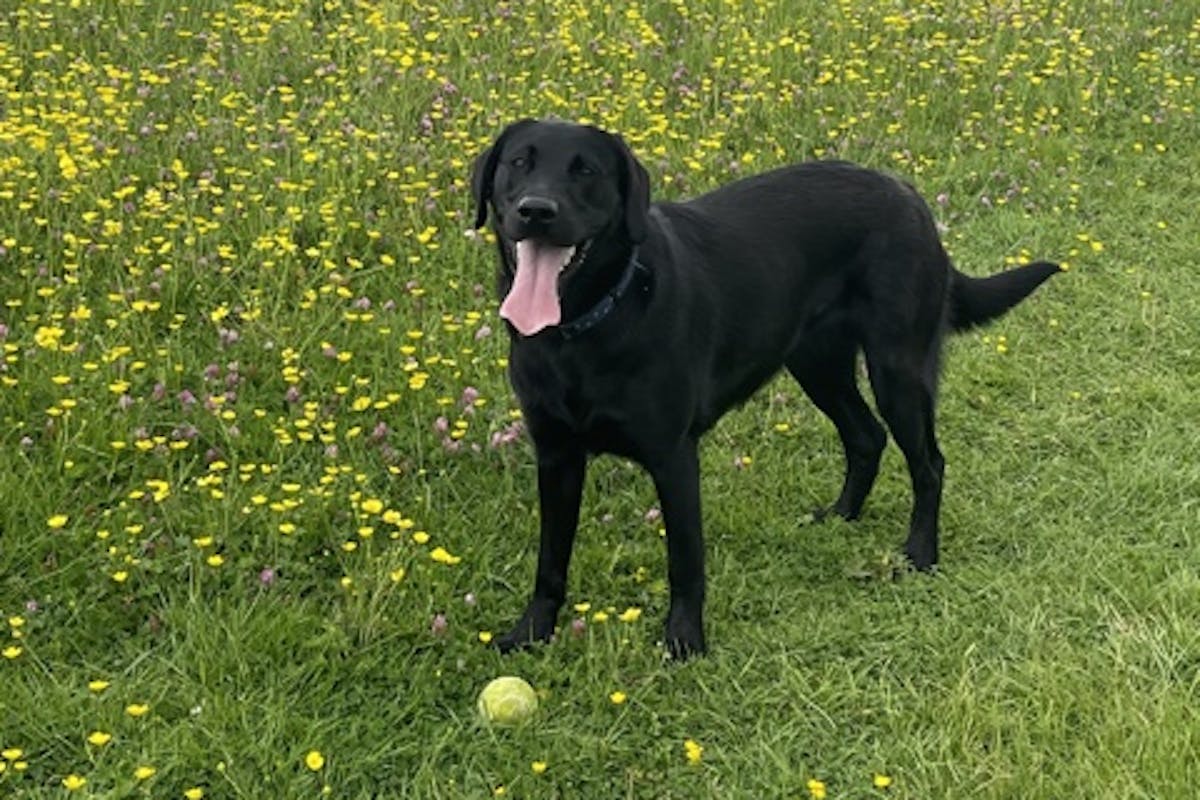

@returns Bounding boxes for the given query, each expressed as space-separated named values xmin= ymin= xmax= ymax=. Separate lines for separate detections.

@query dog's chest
xmin=510 ymin=344 xmax=650 ymax=457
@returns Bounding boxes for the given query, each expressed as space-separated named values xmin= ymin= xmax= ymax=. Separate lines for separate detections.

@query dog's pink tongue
xmin=500 ymin=240 xmax=570 ymax=336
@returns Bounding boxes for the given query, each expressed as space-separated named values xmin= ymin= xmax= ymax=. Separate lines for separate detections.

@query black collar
xmin=558 ymin=249 xmax=651 ymax=340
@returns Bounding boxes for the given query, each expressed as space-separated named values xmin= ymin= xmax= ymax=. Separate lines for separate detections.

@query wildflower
xmin=134 ymin=765 xmax=157 ymax=780
xmin=430 ymin=547 xmax=461 ymax=565
xmin=1 ymin=646 xmax=20 ymax=659
xmin=618 ymin=607 xmax=642 ymax=623
xmin=88 ymin=680 xmax=111 ymax=693
xmin=87 ymin=731 xmax=113 ymax=747
xmin=47 ymin=514 xmax=69 ymax=529
xmin=63 ymin=774 xmax=87 ymax=791
xmin=609 ymin=691 xmax=627 ymax=705
xmin=684 ymin=739 xmax=703 ymax=764
xmin=874 ymin=773 xmax=893 ymax=789
xmin=126 ymin=703 xmax=151 ymax=717
xmin=807 ymin=778 xmax=827 ymax=799
xmin=531 ymin=761 xmax=548 ymax=775
xmin=305 ymin=750 xmax=325 ymax=771
xmin=184 ymin=788 xmax=206 ymax=799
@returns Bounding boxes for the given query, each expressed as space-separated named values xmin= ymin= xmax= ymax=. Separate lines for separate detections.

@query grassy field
xmin=2 ymin=0 xmax=1198 ymax=797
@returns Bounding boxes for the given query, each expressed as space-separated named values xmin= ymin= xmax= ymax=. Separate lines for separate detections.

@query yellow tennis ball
xmin=477 ymin=676 xmax=538 ymax=726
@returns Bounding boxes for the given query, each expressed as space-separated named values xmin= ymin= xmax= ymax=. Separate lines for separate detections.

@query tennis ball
xmin=477 ymin=676 xmax=538 ymax=726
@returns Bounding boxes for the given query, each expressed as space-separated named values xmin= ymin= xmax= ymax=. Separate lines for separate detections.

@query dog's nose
xmin=515 ymin=196 xmax=559 ymax=224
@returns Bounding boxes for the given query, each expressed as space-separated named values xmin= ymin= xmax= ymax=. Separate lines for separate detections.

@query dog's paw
xmin=493 ymin=601 xmax=559 ymax=654
xmin=903 ymin=541 xmax=939 ymax=573
xmin=663 ymin=605 xmax=707 ymax=661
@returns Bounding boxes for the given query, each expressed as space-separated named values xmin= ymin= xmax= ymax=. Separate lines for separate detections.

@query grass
xmin=1 ymin=0 xmax=1198 ymax=797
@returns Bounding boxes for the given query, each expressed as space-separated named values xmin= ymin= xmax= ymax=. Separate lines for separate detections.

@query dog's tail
xmin=948 ymin=261 xmax=1061 ymax=332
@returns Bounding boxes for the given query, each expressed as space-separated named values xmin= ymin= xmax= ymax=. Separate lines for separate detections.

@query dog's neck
xmin=558 ymin=248 xmax=649 ymax=340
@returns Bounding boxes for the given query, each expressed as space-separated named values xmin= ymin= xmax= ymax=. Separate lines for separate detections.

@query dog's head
xmin=470 ymin=120 xmax=651 ymax=336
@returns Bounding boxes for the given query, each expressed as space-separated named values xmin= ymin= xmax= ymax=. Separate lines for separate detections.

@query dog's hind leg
xmin=786 ymin=338 xmax=887 ymax=522
xmin=862 ymin=336 xmax=945 ymax=570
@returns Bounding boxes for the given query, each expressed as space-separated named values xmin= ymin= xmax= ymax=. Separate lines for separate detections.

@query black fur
xmin=472 ymin=119 xmax=1060 ymax=659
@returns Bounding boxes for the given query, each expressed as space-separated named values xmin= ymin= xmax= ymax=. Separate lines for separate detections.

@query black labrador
xmin=471 ymin=119 xmax=1059 ymax=659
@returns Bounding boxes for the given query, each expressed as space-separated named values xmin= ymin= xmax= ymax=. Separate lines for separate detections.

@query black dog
xmin=471 ymin=119 xmax=1058 ymax=659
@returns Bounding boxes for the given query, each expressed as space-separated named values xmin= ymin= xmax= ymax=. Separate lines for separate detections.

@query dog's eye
xmin=510 ymin=156 xmax=528 ymax=169
xmin=571 ymin=160 xmax=597 ymax=176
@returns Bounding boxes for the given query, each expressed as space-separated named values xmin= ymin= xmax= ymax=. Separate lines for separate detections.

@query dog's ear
xmin=471 ymin=119 xmax=536 ymax=229
xmin=608 ymin=133 xmax=651 ymax=243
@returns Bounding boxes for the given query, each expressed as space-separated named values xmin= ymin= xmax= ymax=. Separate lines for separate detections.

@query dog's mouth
xmin=500 ymin=238 xmax=592 ymax=336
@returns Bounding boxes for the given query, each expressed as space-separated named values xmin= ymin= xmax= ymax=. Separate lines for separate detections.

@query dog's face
xmin=471 ymin=120 xmax=650 ymax=336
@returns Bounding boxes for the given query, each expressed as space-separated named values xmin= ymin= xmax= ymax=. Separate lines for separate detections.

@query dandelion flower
xmin=63 ymin=774 xmax=87 ymax=791
xmin=609 ymin=691 xmax=627 ymax=705
xmin=305 ymin=750 xmax=325 ymax=771
xmin=684 ymin=739 xmax=703 ymax=764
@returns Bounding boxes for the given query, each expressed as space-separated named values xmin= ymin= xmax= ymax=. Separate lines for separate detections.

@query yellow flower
xmin=134 ymin=765 xmax=157 ymax=780
xmin=360 ymin=498 xmax=384 ymax=514
xmin=57 ymin=150 xmax=79 ymax=180
xmin=807 ymin=778 xmax=827 ymax=799
xmin=305 ymin=750 xmax=325 ymax=771
xmin=126 ymin=703 xmax=151 ymax=717
xmin=87 ymin=731 xmax=113 ymax=747
xmin=2 ymin=748 xmax=22 ymax=761
xmin=617 ymin=607 xmax=642 ymax=623
xmin=88 ymin=679 xmax=111 ymax=693
xmin=47 ymin=514 xmax=69 ymax=529
xmin=609 ymin=691 xmax=627 ymax=705
xmin=684 ymin=739 xmax=703 ymax=764
xmin=63 ymin=774 xmax=87 ymax=791
xmin=430 ymin=546 xmax=461 ymax=565
xmin=478 ymin=631 xmax=493 ymax=644
xmin=874 ymin=773 xmax=893 ymax=789
xmin=184 ymin=788 xmax=206 ymax=799
xmin=531 ymin=761 xmax=548 ymax=775
xmin=1 ymin=646 xmax=21 ymax=659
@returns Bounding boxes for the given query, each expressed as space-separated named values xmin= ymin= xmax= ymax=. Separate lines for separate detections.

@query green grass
xmin=2 ymin=0 xmax=1198 ymax=797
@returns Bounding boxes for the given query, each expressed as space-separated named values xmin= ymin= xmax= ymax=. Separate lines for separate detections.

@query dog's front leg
xmin=649 ymin=439 xmax=707 ymax=660
xmin=495 ymin=440 xmax=586 ymax=653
